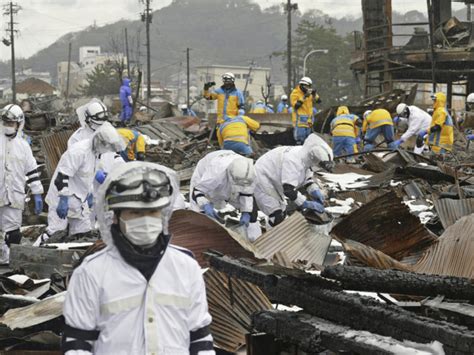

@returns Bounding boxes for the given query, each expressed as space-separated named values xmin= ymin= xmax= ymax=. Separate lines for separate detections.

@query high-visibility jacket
xmin=429 ymin=92 xmax=454 ymax=153
xmin=117 ymin=128 xmax=146 ymax=161
xmin=362 ymin=109 xmax=393 ymax=133
xmin=250 ymin=103 xmax=268 ymax=114
xmin=217 ymin=115 xmax=260 ymax=146
xmin=330 ymin=114 xmax=359 ymax=138
xmin=290 ymin=86 xmax=313 ymax=128
xmin=277 ymin=102 xmax=289 ymax=113
xmin=204 ymin=86 xmax=244 ymax=124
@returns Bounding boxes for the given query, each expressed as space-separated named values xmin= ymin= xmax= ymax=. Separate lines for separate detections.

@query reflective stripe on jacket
xmin=330 ymin=114 xmax=358 ymax=138
xmin=290 ymin=86 xmax=313 ymax=128
xmin=362 ymin=109 xmax=393 ymax=133
xmin=217 ymin=115 xmax=260 ymax=146
xmin=203 ymin=86 xmax=244 ymax=124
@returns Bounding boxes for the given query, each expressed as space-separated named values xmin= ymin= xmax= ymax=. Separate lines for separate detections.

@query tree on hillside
xmin=79 ymin=60 xmax=121 ymax=97
xmin=278 ymin=19 xmax=362 ymax=106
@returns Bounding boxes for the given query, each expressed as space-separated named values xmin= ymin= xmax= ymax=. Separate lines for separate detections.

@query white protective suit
xmin=190 ymin=150 xmax=255 ymax=213
xmin=67 ymin=99 xmax=102 ymax=148
xmin=46 ymin=123 xmax=125 ymax=236
xmin=63 ymin=162 xmax=215 ymax=355
xmin=399 ymin=105 xmax=431 ymax=154
xmin=254 ymin=133 xmax=332 ymax=216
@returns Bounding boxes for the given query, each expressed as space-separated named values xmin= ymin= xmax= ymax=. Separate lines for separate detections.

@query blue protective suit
xmin=182 ymin=108 xmax=197 ymax=117
xmin=119 ymin=78 xmax=133 ymax=123
xmin=277 ymin=102 xmax=290 ymax=113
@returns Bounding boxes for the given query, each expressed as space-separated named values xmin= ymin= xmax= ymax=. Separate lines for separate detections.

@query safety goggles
xmin=319 ymin=160 xmax=335 ymax=172
xmin=0 ymin=109 xmax=18 ymax=123
xmin=430 ymin=94 xmax=437 ymax=102
xmin=86 ymin=110 xmax=110 ymax=122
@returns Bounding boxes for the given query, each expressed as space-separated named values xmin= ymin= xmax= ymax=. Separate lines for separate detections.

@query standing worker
xmin=418 ymin=92 xmax=454 ymax=154
xmin=68 ymin=100 xmax=110 ymax=147
xmin=290 ymin=77 xmax=318 ymax=144
xmin=117 ymin=128 xmax=146 ymax=162
xmin=330 ymin=106 xmax=360 ymax=159
xmin=393 ymin=103 xmax=431 ymax=154
xmin=119 ymin=77 xmax=133 ymax=127
xmin=277 ymin=95 xmax=290 ymax=113
xmin=203 ymin=73 xmax=244 ymax=124
xmin=0 ymin=105 xmax=43 ymax=263
xmin=254 ymin=134 xmax=333 ymax=227
xmin=217 ymin=112 xmax=260 ymax=156
xmin=62 ymin=162 xmax=214 ymax=354
xmin=362 ymin=108 xmax=396 ymax=151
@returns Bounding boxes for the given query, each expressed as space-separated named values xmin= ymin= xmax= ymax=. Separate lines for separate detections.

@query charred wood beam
xmin=205 ymin=252 xmax=474 ymax=354
xmin=252 ymin=310 xmax=438 ymax=355
xmin=322 ymin=265 xmax=474 ymax=301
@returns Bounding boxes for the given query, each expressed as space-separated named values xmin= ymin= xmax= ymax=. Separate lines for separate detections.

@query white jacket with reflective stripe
xmin=63 ymin=244 xmax=214 ymax=355
xmin=0 ymin=133 xmax=43 ymax=209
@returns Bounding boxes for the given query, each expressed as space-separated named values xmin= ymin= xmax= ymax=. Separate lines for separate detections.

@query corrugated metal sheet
xmin=136 ymin=122 xmax=188 ymax=142
xmin=414 ymin=214 xmax=474 ymax=278
xmin=204 ymin=268 xmax=272 ymax=353
xmin=343 ymin=239 xmax=413 ymax=271
xmin=433 ymin=198 xmax=474 ymax=229
xmin=168 ymin=210 xmax=254 ymax=267
xmin=40 ymin=130 xmax=74 ymax=177
xmin=332 ymin=191 xmax=436 ymax=261
xmin=253 ymin=212 xmax=332 ymax=267
xmin=336 ymin=190 xmax=387 ymax=205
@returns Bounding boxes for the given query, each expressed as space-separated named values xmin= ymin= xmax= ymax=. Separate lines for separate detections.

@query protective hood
xmin=122 ymin=78 xmax=131 ymax=87
xmin=1 ymin=104 xmax=25 ymax=138
xmin=336 ymin=106 xmax=349 ymax=116
xmin=301 ymin=133 xmax=334 ymax=171
xmin=433 ymin=92 xmax=447 ymax=110
xmin=76 ymin=98 xmax=104 ymax=128
xmin=96 ymin=162 xmax=180 ymax=246
xmin=227 ymin=156 xmax=256 ymax=195
xmin=92 ymin=122 xmax=126 ymax=155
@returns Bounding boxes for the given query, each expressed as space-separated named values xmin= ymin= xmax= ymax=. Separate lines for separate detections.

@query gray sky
xmin=0 ymin=0 xmax=467 ymax=62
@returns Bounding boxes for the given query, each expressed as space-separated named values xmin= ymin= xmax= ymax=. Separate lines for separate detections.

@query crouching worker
xmin=217 ymin=111 xmax=260 ymax=156
xmin=62 ymin=162 xmax=215 ymax=354
xmin=330 ymin=106 xmax=360 ymax=160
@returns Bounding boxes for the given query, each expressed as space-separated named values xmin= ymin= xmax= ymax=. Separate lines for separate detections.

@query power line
xmin=3 ymin=2 xmax=20 ymax=103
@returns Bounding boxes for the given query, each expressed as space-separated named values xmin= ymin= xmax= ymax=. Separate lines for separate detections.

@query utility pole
xmin=124 ymin=28 xmax=130 ymax=77
xmin=141 ymin=0 xmax=152 ymax=106
xmin=65 ymin=42 xmax=72 ymax=103
xmin=3 ymin=2 xmax=20 ymax=103
xmin=285 ymin=0 xmax=297 ymax=94
xmin=186 ymin=47 xmax=190 ymax=108
xmin=468 ymin=3 xmax=472 ymax=22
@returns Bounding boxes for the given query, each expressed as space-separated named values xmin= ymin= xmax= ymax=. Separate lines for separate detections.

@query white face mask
xmin=4 ymin=126 xmax=16 ymax=137
xmin=119 ymin=215 xmax=163 ymax=246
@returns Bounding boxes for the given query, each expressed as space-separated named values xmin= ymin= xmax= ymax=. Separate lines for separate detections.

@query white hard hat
xmin=281 ymin=94 xmax=288 ymax=100
xmin=222 ymin=72 xmax=235 ymax=81
xmin=227 ymin=157 xmax=255 ymax=187
xmin=396 ymin=103 xmax=409 ymax=117
xmin=105 ymin=163 xmax=173 ymax=211
xmin=307 ymin=144 xmax=334 ymax=172
xmin=139 ymin=106 xmax=147 ymax=112
xmin=85 ymin=100 xmax=109 ymax=128
xmin=92 ymin=122 xmax=126 ymax=155
xmin=256 ymin=100 xmax=264 ymax=104
xmin=1 ymin=104 xmax=24 ymax=123
xmin=363 ymin=110 xmax=372 ymax=119
xmin=238 ymin=109 xmax=245 ymax=115
xmin=180 ymin=104 xmax=188 ymax=110
xmin=299 ymin=77 xmax=313 ymax=86
xmin=467 ymin=93 xmax=474 ymax=104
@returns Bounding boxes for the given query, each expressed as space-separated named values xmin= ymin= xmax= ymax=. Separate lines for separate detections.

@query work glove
xmin=87 ymin=193 xmax=94 ymax=209
xmin=56 ymin=196 xmax=69 ymax=219
xmin=311 ymin=89 xmax=317 ymax=97
xmin=33 ymin=194 xmax=43 ymax=215
xmin=467 ymin=134 xmax=474 ymax=141
xmin=202 ymin=203 xmax=219 ymax=220
xmin=204 ymin=82 xmax=216 ymax=90
xmin=418 ymin=130 xmax=428 ymax=138
xmin=302 ymin=200 xmax=325 ymax=213
xmin=355 ymin=137 xmax=361 ymax=144
xmin=239 ymin=212 xmax=251 ymax=227
xmin=136 ymin=152 xmax=146 ymax=161
xmin=393 ymin=139 xmax=404 ymax=147
xmin=95 ymin=170 xmax=107 ymax=184
xmin=393 ymin=116 xmax=400 ymax=125
xmin=310 ymin=189 xmax=325 ymax=204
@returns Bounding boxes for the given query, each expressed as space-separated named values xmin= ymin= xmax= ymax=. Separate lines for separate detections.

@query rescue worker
xmin=62 ymin=162 xmax=214 ymax=355
xmin=393 ymin=103 xmax=431 ymax=154
xmin=290 ymin=77 xmax=318 ymax=144
xmin=330 ymin=106 xmax=360 ymax=157
xmin=203 ymin=73 xmax=244 ymax=124
xmin=117 ymin=128 xmax=146 ymax=162
xmin=119 ymin=77 xmax=133 ymax=126
xmin=466 ymin=93 xmax=474 ymax=141
xmin=217 ymin=112 xmax=260 ymax=156
xmin=254 ymin=133 xmax=333 ymax=227
xmin=180 ymin=104 xmax=197 ymax=117
xmin=68 ymin=99 xmax=109 ymax=147
xmin=418 ymin=92 xmax=454 ymax=154
xmin=266 ymin=103 xmax=275 ymax=113
xmin=362 ymin=108 xmax=396 ymax=151
xmin=277 ymin=95 xmax=290 ymax=113
xmin=250 ymin=100 xmax=268 ymax=114
xmin=42 ymin=122 xmax=125 ymax=242
xmin=190 ymin=151 xmax=261 ymax=241
xmin=0 ymin=104 xmax=43 ymax=263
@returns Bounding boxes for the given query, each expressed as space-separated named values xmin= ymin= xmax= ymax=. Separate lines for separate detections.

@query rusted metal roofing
xmin=40 ymin=130 xmax=74 ymax=177
xmin=414 ymin=214 xmax=474 ymax=279
xmin=433 ymin=198 xmax=474 ymax=229
xmin=253 ymin=212 xmax=332 ymax=268
xmin=168 ymin=210 xmax=254 ymax=267
xmin=204 ymin=268 xmax=272 ymax=353
xmin=136 ymin=121 xmax=188 ymax=142
xmin=332 ymin=191 xmax=436 ymax=261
